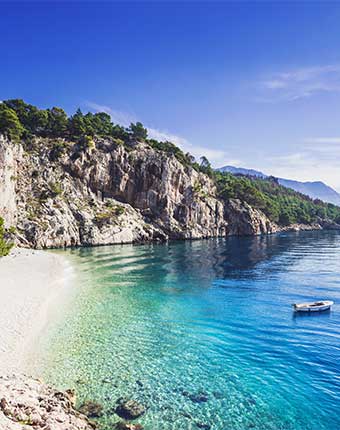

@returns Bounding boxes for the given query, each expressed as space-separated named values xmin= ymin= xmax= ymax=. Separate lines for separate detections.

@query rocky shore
xmin=0 ymin=374 xmax=95 ymax=430
xmin=0 ymin=375 xmax=147 ymax=430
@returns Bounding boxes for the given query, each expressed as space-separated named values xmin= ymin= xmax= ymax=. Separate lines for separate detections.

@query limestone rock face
xmin=0 ymin=374 xmax=95 ymax=430
xmin=224 ymin=199 xmax=276 ymax=235
xmin=0 ymin=135 xmax=279 ymax=248
xmin=0 ymin=135 xmax=21 ymax=227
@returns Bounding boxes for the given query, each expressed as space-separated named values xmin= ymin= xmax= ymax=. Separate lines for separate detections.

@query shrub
xmin=0 ymin=103 xmax=24 ymax=142
xmin=94 ymin=205 xmax=125 ymax=225
xmin=0 ymin=217 xmax=14 ymax=257
xmin=48 ymin=182 xmax=63 ymax=197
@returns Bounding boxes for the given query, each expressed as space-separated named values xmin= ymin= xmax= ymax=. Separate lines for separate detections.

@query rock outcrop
xmin=224 ymin=199 xmax=276 ymax=235
xmin=0 ymin=135 xmax=289 ymax=249
xmin=0 ymin=374 xmax=95 ymax=430
xmin=115 ymin=399 xmax=146 ymax=420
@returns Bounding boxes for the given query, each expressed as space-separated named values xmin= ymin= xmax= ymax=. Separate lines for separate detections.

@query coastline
xmin=0 ymin=225 xmax=321 ymax=373
xmin=0 ymin=247 xmax=74 ymax=375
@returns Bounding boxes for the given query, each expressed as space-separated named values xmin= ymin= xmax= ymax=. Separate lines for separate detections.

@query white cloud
xmin=263 ymin=139 xmax=340 ymax=191
xmin=85 ymin=101 xmax=136 ymax=126
xmin=303 ymin=137 xmax=340 ymax=145
xmin=85 ymin=101 xmax=233 ymax=165
xmin=147 ymin=127 xmax=189 ymax=148
xmin=148 ymin=127 xmax=232 ymax=164
xmin=258 ymin=65 xmax=340 ymax=102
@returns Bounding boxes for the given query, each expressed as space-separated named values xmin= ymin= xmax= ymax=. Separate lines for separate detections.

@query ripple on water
xmin=35 ymin=232 xmax=340 ymax=430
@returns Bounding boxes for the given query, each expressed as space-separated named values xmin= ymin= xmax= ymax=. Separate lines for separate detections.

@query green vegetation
xmin=1 ymin=99 xmax=340 ymax=228
xmin=215 ymin=172 xmax=340 ymax=226
xmin=130 ymin=122 xmax=148 ymax=140
xmin=0 ymin=99 xmax=205 ymax=169
xmin=48 ymin=181 xmax=63 ymax=197
xmin=0 ymin=217 xmax=14 ymax=257
xmin=0 ymin=99 xmax=145 ymax=146
xmin=94 ymin=204 xmax=125 ymax=225
xmin=0 ymin=103 xmax=24 ymax=142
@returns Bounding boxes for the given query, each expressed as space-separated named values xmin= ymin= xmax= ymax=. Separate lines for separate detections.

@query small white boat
xmin=292 ymin=300 xmax=334 ymax=312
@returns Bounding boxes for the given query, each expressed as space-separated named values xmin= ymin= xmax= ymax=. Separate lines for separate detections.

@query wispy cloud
xmin=147 ymin=128 xmax=188 ymax=148
xmin=303 ymin=137 xmax=340 ymax=145
xmin=263 ymin=137 xmax=340 ymax=191
xmin=85 ymin=101 xmax=136 ymax=126
xmin=148 ymin=127 xmax=234 ymax=164
xmin=257 ymin=65 xmax=340 ymax=102
xmin=85 ymin=101 xmax=234 ymax=166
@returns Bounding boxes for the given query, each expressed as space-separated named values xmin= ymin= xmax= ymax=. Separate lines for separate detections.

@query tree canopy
xmin=0 ymin=103 xmax=24 ymax=142
xmin=215 ymin=171 xmax=340 ymax=226
xmin=1 ymin=99 xmax=340 ymax=228
xmin=0 ymin=99 xmax=149 ymax=145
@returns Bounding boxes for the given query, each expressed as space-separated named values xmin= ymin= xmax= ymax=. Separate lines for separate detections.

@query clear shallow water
xmin=39 ymin=231 xmax=340 ymax=430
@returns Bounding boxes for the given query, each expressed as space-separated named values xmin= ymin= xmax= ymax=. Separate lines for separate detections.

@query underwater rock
xmin=196 ymin=423 xmax=211 ymax=430
xmin=114 ymin=422 xmax=144 ymax=430
xmin=180 ymin=411 xmax=193 ymax=419
xmin=115 ymin=399 xmax=146 ymax=419
xmin=212 ymin=391 xmax=224 ymax=399
xmin=186 ymin=391 xmax=209 ymax=403
xmin=245 ymin=396 xmax=256 ymax=406
xmin=78 ymin=400 xmax=103 ymax=418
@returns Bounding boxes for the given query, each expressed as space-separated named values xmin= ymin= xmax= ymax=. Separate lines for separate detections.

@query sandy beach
xmin=0 ymin=248 xmax=73 ymax=374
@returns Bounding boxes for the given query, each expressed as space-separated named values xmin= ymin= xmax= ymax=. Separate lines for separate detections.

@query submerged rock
xmin=212 ymin=391 xmax=224 ymax=399
xmin=196 ymin=423 xmax=211 ymax=430
xmin=183 ymin=391 xmax=209 ymax=404
xmin=78 ymin=400 xmax=103 ymax=418
xmin=115 ymin=399 xmax=146 ymax=419
xmin=180 ymin=411 xmax=193 ymax=419
xmin=114 ymin=422 xmax=144 ymax=430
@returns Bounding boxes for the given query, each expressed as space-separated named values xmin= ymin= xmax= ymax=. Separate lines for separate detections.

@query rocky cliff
xmin=0 ymin=135 xmax=303 ymax=249
xmin=0 ymin=374 xmax=95 ymax=430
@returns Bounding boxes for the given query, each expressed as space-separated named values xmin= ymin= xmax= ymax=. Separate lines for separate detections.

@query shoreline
xmin=19 ymin=223 xmax=336 ymax=251
xmin=0 ymin=247 xmax=74 ymax=375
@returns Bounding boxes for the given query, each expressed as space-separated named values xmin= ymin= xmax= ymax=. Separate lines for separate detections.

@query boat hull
xmin=295 ymin=305 xmax=331 ymax=312
xmin=293 ymin=300 xmax=334 ymax=312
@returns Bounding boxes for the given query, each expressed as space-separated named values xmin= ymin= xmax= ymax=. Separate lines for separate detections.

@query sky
xmin=2 ymin=2 xmax=340 ymax=190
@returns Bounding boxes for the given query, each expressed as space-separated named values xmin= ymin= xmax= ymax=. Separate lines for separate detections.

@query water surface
xmin=39 ymin=231 xmax=340 ymax=430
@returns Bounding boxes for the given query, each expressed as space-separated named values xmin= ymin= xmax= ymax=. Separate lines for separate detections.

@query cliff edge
xmin=0 ymin=135 xmax=276 ymax=248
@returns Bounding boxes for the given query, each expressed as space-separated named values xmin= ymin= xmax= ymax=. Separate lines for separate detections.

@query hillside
xmin=215 ymin=172 xmax=340 ymax=226
xmin=0 ymin=99 xmax=339 ymax=249
xmin=217 ymin=165 xmax=340 ymax=206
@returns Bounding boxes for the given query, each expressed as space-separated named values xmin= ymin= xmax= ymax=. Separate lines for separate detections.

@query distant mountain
xmin=217 ymin=166 xmax=340 ymax=206
xmin=218 ymin=165 xmax=267 ymax=178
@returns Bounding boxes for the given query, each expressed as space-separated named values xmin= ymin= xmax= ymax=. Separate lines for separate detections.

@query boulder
xmin=187 ymin=392 xmax=209 ymax=404
xmin=114 ymin=422 xmax=143 ymax=430
xmin=196 ymin=423 xmax=211 ymax=430
xmin=65 ymin=388 xmax=77 ymax=406
xmin=115 ymin=399 xmax=146 ymax=420
xmin=78 ymin=400 xmax=103 ymax=418
xmin=0 ymin=374 xmax=96 ymax=430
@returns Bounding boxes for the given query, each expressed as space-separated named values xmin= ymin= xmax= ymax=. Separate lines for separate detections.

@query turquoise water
xmin=41 ymin=231 xmax=340 ymax=430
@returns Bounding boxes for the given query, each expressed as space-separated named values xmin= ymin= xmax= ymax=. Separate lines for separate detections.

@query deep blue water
xmin=40 ymin=231 xmax=340 ymax=430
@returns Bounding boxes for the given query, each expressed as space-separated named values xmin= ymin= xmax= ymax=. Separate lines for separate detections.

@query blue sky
xmin=2 ymin=2 xmax=340 ymax=190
